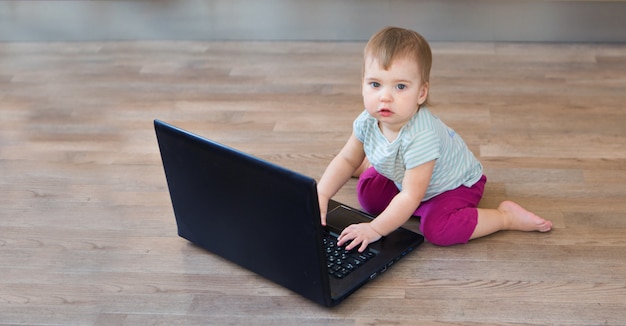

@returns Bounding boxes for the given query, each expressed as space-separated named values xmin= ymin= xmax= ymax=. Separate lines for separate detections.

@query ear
xmin=417 ymin=82 xmax=429 ymax=105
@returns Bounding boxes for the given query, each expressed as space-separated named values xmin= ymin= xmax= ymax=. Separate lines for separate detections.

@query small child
xmin=317 ymin=27 xmax=552 ymax=252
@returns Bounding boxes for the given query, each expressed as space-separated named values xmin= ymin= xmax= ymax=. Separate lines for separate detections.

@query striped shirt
xmin=353 ymin=107 xmax=483 ymax=201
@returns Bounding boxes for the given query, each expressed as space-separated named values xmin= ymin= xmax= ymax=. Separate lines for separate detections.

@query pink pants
xmin=357 ymin=167 xmax=486 ymax=246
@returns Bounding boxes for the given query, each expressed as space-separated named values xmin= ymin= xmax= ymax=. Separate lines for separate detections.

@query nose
xmin=379 ymin=87 xmax=392 ymax=102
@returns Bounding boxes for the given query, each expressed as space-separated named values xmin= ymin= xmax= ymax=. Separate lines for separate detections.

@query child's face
xmin=362 ymin=55 xmax=428 ymax=132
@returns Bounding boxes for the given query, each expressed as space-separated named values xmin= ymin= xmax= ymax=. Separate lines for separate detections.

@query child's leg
xmin=357 ymin=167 xmax=399 ymax=215
xmin=416 ymin=176 xmax=486 ymax=246
xmin=471 ymin=201 xmax=552 ymax=239
xmin=358 ymin=169 xmax=484 ymax=245
xmin=418 ymin=175 xmax=552 ymax=245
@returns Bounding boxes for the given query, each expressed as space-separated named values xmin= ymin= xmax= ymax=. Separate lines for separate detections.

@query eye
xmin=396 ymin=84 xmax=407 ymax=90
xmin=369 ymin=82 xmax=380 ymax=88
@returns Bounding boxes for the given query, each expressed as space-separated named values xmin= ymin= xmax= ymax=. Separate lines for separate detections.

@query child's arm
xmin=317 ymin=133 xmax=365 ymax=226
xmin=338 ymin=160 xmax=435 ymax=252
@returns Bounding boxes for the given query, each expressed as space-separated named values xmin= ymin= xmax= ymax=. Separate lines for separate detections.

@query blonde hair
xmin=363 ymin=27 xmax=432 ymax=105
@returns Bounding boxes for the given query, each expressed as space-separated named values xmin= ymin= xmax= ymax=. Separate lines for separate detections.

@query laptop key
xmin=324 ymin=233 xmax=377 ymax=279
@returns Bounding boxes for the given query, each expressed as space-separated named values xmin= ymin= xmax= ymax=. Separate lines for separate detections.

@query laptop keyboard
xmin=323 ymin=233 xmax=377 ymax=279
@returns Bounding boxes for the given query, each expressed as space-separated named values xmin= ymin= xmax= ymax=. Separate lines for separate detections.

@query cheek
xmin=404 ymin=91 xmax=422 ymax=105
xmin=361 ymin=85 xmax=369 ymax=98
xmin=362 ymin=90 xmax=377 ymax=108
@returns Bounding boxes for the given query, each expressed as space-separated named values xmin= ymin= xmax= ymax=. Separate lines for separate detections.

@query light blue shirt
xmin=353 ymin=108 xmax=483 ymax=201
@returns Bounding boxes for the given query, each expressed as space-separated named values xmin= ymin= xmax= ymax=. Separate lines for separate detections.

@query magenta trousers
xmin=357 ymin=167 xmax=487 ymax=246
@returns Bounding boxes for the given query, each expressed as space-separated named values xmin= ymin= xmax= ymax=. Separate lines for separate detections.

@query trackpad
xmin=326 ymin=205 xmax=374 ymax=234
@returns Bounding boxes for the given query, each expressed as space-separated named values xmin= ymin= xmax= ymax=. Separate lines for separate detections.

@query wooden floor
xmin=1 ymin=40 xmax=625 ymax=325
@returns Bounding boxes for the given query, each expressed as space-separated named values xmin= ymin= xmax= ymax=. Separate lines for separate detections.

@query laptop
xmin=154 ymin=119 xmax=424 ymax=307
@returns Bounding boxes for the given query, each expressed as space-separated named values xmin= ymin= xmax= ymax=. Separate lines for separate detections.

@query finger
xmin=337 ymin=234 xmax=348 ymax=246
xmin=358 ymin=240 xmax=369 ymax=253
xmin=345 ymin=238 xmax=362 ymax=251
xmin=338 ymin=226 xmax=351 ymax=240
xmin=337 ymin=231 xmax=354 ymax=246
xmin=320 ymin=212 xmax=326 ymax=226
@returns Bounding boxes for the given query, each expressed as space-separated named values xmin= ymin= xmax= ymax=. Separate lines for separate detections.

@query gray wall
xmin=1 ymin=0 xmax=625 ymax=42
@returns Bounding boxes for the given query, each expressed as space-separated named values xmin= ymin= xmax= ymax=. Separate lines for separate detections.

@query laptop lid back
xmin=154 ymin=120 xmax=332 ymax=306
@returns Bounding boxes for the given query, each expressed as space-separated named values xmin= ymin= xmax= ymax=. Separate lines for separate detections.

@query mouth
xmin=378 ymin=108 xmax=393 ymax=117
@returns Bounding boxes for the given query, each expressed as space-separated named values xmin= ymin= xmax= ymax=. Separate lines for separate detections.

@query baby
xmin=317 ymin=27 xmax=552 ymax=252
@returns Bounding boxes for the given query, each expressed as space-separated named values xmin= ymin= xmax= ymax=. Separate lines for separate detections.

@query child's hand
xmin=337 ymin=222 xmax=382 ymax=252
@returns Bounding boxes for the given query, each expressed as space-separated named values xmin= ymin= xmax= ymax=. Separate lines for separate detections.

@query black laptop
xmin=154 ymin=119 xmax=424 ymax=307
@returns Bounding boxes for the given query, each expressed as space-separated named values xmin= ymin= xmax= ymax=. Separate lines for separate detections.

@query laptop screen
xmin=155 ymin=120 xmax=333 ymax=306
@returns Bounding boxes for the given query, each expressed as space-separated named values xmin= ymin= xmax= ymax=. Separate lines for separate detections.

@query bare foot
xmin=499 ymin=200 xmax=552 ymax=232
